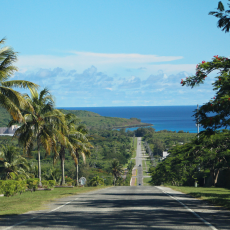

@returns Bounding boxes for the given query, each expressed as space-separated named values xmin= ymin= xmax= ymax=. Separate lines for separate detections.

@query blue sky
xmin=1 ymin=0 xmax=230 ymax=107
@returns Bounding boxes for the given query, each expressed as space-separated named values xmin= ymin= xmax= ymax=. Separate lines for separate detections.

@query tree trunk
xmin=210 ymin=168 xmax=215 ymax=186
xmin=60 ymin=146 xmax=65 ymax=185
xmin=37 ymin=142 xmax=42 ymax=187
xmin=76 ymin=161 xmax=79 ymax=186
xmin=75 ymin=151 xmax=79 ymax=186
xmin=214 ymin=168 xmax=220 ymax=185
xmin=61 ymin=158 xmax=65 ymax=185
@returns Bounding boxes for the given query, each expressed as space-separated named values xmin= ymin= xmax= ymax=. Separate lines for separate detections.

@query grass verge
xmin=134 ymin=178 xmax=137 ymax=186
xmin=143 ymin=177 xmax=151 ymax=186
xmin=0 ymin=186 xmax=109 ymax=216
xmin=167 ymin=186 xmax=230 ymax=210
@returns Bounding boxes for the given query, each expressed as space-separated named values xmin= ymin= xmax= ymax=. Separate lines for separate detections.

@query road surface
xmin=136 ymin=137 xmax=143 ymax=186
xmin=1 ymin=186 xmax=229 ymax=229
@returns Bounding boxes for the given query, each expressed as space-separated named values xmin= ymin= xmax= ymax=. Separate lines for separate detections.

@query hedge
xmin=0 ymin=179 xmax=56 ymax=197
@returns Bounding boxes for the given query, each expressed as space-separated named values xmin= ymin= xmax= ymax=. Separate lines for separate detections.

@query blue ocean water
xmin=57 ymin=106 xmax=202 ymax=133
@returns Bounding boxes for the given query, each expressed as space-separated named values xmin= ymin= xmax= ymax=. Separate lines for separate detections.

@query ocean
xmin=57 ymin=106 xmax=202 ymax=133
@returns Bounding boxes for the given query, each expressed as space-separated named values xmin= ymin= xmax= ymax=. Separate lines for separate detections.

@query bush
xmin=3 ymin=180 xmax=16 ymax=197
xmin=65 ymin=176 xmax=74 ymax=186
xmin=48 ymin=180 xmax=55 ymax=187
xmin=15 ymin=180 xmax=27 ymax=194
xmin=41 ymin=180 xmax=49 ymax=188
xmin=27 ymin=178 xmax=39 ymax=191
xmin=0 ymin=180 xmax=28 ymax=196
xmin=0 ymin=180 xmax=4 ymax=194
xmin=41 ymin=180 xmax=55 ymax=189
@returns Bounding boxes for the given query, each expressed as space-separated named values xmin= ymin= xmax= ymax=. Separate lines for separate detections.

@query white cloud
xmin=16 ymin=51 xmax=184 ymax=72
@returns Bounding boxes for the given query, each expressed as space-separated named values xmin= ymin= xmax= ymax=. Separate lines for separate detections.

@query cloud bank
xmin=14 ymin=65 xmax=214 ymax=107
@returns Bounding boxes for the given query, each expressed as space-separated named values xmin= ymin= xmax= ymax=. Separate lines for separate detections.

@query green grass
xmin=0 ymin=186 xmax=109 ymax=216
xmin=143 ymin=177 xmax=151 ymax=186
xmin=133 ymin=137 xmax=137 ymax=154
xmin=168 ymin=186 xmax=230 ymax=210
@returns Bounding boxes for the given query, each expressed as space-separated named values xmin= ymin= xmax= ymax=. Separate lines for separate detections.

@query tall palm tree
xmin=0 ymin=38 xmax=38 ymax=121
xmin=111 ymin=159 xmax=123 ymax=186
xmin=0 ymin=144 xmax=29 ymax=179
xmin=12 ymin=88 xmax=66 ymax=186
xmin=72 ymin=125 xmax=92 ymax=186
xmin=57 ymin=113 xmax=80 ymax=185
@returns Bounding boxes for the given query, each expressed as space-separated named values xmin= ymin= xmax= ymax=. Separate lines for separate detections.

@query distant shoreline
xmin=114 ymin=123 xmax=153 ymax=129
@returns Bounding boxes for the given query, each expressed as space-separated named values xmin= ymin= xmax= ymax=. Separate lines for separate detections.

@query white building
xmin=0 ymin=125 xmax=19 ymax=136
xmin=162 ymin=151 xmax=169 ymax=159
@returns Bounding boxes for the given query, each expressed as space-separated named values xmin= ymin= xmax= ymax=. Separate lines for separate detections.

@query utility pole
xmin=196 ymin=104 xmax=200 ymax=139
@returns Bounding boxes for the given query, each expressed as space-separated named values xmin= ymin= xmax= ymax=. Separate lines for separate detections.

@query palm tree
xmin=72 ymin=125 xmax=92 ymax=186
xmin=0 ymin=38 xmax=38 ymax=121
xmin=57 ymin=113 xmax=80 ymax=185
xmin=111 ymin=159 xmax=123 ymax=186
xmin=12 ymin=88 xmax=66 ymax=187
xmin=0 ymin=144 xmax=30 ymax=179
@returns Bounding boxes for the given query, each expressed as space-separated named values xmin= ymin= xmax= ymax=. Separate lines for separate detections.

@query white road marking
xmin=3 ymin=187 xmax=111 ymax=230
xmin=159 ymin=188 xmax=218 ymax=230
xmin=3 ymin=198 xmax=79 ymax=230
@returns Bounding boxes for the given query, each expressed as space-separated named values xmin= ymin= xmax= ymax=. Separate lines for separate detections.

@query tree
xmin=57 ymin=113 xmax=88 ymax=186
xmin=209 ymin=1 xmax=230 ymax=33
xmin=0 ymin=38 xmax=38 ymax=121
xmin=12 ymin=88 xmax=66 ymax=186
xmin=72 ymin=125 xmax=92 ymax=186
xmin=181 ymin=55 xmax=230 ymax=134
xmin=0 ymin=144 xmax=29 ymax=179
xmin=111 ymin=159 xmax=123 ymax=186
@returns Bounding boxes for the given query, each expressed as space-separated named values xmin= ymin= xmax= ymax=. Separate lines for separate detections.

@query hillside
xmin=59 ymin=109 xmax=152 ymax=130
xmin=0 ymin=107 xmax=152 ymax=130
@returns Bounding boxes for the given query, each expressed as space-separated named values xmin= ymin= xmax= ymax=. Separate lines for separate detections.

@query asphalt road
xmin=136 ymin=137 xmax=143 ymax=186
xmin=1 ymin=186 xmax=227 ymax=230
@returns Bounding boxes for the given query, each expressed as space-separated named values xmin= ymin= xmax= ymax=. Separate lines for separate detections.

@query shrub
xmin=65 ymin=176 xmax=74 ymax=186
xmin=15 ymin=180 xmax=27 ymax=194
xmin=27 ymin=179 xmax=39 ymax=191
xmin=0 ymin=180 xmax=4 ymax=194
xmin=41 ymin=180 xmax=49 ymax=188
xmin=3 ymin=180 xmax=16 ymax=197
xmin=48 ymin=180 xmax=55 ymax=187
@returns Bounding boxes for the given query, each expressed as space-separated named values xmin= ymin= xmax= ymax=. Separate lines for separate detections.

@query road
xmin=136 ymin=137 xmax=143 ymax=186
xmin=1 ymin=186 xmax=228 ymax=230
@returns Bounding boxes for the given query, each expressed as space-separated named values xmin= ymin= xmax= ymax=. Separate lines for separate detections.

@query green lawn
xmin=0 ymin=186 xmax=109 ymax=216
xmin=168 ymin=186 xmax=230 ymax=210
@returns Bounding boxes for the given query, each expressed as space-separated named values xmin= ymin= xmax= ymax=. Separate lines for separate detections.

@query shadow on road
xmin=0 ymin=187 xmax=229 ymax=229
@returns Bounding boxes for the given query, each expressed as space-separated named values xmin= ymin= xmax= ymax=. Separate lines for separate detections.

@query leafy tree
xmin=0 ymin=38 xmax=38 ymax=121
xmin=209 ymin=1 xmax=230 ymax=33
xmin=181 ymin=55 xmax=230 ymax=134
xmin=0 ymin=144 xmax=29 ymax=179
xmin=12 ymin=88 xmax=66 ymax=186
xmin=153 ymin=139 xmax=165 ymax=156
